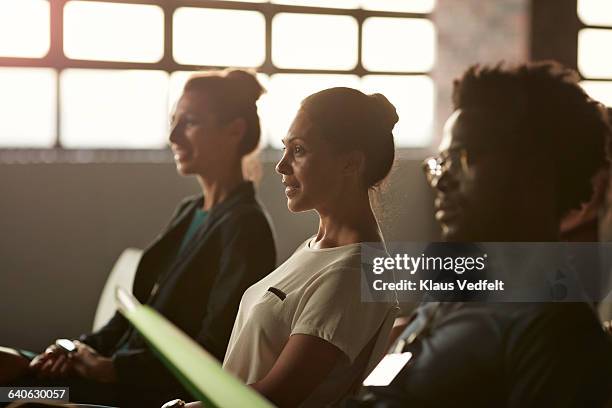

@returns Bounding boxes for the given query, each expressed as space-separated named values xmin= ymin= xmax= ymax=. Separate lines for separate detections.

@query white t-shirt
xmin=223 ymin=237 xmax=397 ymax=407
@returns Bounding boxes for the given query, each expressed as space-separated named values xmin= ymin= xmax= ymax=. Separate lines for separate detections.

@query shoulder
xmin=314 ymin=242 xmax=362 ymax=266
xmin=297 ymin=244 xmax=363 ymax=282
xmin=175 ymin=194 xmax=202 ymax=213
xmin=434 ymin=303 xmax=589 ymax=340
xmin=504 ymin=302 xmax=598 ymax=333
xmin=221 ymin=202 xmax=274 ymax=235
xmin=502 ymin=303 xmax=612 ymax=403
xmin=216 ymin=204 xmax=276 ymax=261
xmin=426 ymin=302 xmax=604 ymax=350
xmin=504 ymin=302 xmax=604 ymax=346
xmin=162 ymin=195 xmax=201 ymax=224
xmin=457 ymin=303 xmax=612 ymax=370
xmin=298 ymin=247 xmax=379 ymax=307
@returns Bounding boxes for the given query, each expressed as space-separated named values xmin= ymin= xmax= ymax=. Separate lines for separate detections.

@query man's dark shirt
xmin=350 ymin=302 xmax=612 ymax=408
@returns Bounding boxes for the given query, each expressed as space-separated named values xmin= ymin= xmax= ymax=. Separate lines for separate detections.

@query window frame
xmin=576 ymin=1 xmax=612 ymax=82
xmin=531 ymin=0 xmax=612 ymax=94
xmin=0 ymin=0 xmax=435 ymax=161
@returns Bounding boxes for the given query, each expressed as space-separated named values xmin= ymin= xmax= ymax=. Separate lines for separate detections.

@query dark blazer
xmin=80 ymin=181 xmax=276 ymax=397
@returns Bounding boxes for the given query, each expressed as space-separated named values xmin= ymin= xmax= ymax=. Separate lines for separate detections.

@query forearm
xmin=113 ymin=348 xmax=181 ymax=388
xmin=250 ymin=376 xmax=315 ymax=408
xmin=80 ymin=313 xmax=129 ymax=355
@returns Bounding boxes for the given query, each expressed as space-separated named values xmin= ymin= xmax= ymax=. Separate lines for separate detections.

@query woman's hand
xmin=160 ymin=399 xmax=201 ymax=408
xmin=29 ymin=344 xmax=71 ymax=378
xmin=0 ymin=346 xmax=30 ymax=383
xmin=68 ymin=340 xmax=117 ymax=383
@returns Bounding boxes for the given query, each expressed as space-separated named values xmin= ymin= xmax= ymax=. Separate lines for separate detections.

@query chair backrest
xmin=598 ymin=293 xmax=612 ymax=321
xmin=92 ymin=248 xmax=143 ymax=331
xmin=362 ymin=306 xmax=400 ymax=378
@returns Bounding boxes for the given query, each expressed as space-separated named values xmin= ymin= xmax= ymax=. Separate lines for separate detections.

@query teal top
xmin=115 ymin=208 xmax=208 ymax=354
xmin=179 ymin=208 xmax=209 ymax=254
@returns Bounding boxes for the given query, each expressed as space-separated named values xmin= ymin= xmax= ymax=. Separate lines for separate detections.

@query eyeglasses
xmin=422 ymin=148 xmax=470 ymax=187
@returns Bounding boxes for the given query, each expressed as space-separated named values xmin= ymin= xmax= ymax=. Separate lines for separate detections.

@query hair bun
xmin=225 ymin=69 xmax=265 ymax=103
xmin=368 ymin=93 xmax=399 ymax=133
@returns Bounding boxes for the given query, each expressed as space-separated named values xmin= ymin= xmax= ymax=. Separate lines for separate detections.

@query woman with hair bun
xmin=1 ymin=69 xmax=277 ymax=407
xmin=178 ymin=87 xmax=399 ymax=408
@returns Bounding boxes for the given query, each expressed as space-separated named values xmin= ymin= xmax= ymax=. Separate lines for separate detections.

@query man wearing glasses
xmin=347 ymin=62 xmax=612 ymax=407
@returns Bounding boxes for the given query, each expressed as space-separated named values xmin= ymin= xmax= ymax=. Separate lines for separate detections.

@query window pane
xmin=0 ymin=68 xmax=56 ymax=147
xmin=581 ymin=81 xmax=612 ymax=107
xmin=173 ymin=8 xmax=265 ymax=67
xmin=272 ymin=13 xmax=358 ymax=70
xmin=64 ymin=1 xmax=163 ymax=63
xmin=168 ymin=71 xmax=195 ymax=116
xmin=271 ymin=0 xmax=359 ymax=8
xmin=362 ymin=17 xmax=435 ymax=72
xmin=578 ymin=29 xmax=612 ymax=79
xmin=169 ymin=71 xmax=271 ymax=147
xmin=60 ymin=70 xmax=169 ymax=148
xmin=361 ymin=0 xmax=436 ymax=13
xmin=578 ymin=0 xmax=612 ymax=26
xmin=0 ymin=0 xmax=49 ymax=58
xmin=264 ymin=74 xmax=360 ymax=148
xmin=361 ymin=75 xmax=434 ymax=147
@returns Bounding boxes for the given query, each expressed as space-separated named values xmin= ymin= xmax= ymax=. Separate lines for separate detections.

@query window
xmin=64 ymin=1 xmax=164 ymax=63
xmin=0 ymin=0 xmax=437 ymax=155
xmin=173 ymin=8 xmax=266 ymax=67
xmin=578 ymin=29 xmax=612 ymax=79
xmin=0 ymin=0 xmax=50 ymax=58
xmin=362 ymin=18 xmax=435 ymax=72
xmin=577 ymin=0 xmax=612 ymax=106
xmin=272 ymin=0 xmax=359 ymax=8
xmin=264 ymin=74 xmax=361 ymax=148
xmin=581 ymin=81 xmax=612 ymax=107
xmin=272 ymin=13 xmax=358 ymax=70
xmin=577 ymin=0 xmax=612 ymax=26
xmin=60 ymin=69 xmax=169 ymax=148
xmin=361 ymin=0 xmax=435 ymax=13
xmin=0 ymin=68 xmax=56 ymax=147
xmin=361 ymin=75 xmax=434 ymax=147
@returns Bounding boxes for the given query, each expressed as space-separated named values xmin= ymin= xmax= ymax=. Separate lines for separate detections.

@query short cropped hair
xmin=452 ymin=61 xmax=610 ymax=218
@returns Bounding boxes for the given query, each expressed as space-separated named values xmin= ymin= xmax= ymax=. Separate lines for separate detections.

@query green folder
xmin=115 ymin=287 xmax=275 ymax=408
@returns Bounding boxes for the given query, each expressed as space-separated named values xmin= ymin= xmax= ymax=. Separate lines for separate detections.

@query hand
xmin=160 ymin=399 xmax=186 ymax=408
xmin=29 ymin=344 xmax=72 ymax=379
xmin=160 ymin=400 xmax=203 ymax=408
xmin=68 ymin=340 xmax=117 ymax=383
xmin=0 ymin=346 xmax=30 ymax=383
xmin=604 ymin=320 xmax=612 ymax=335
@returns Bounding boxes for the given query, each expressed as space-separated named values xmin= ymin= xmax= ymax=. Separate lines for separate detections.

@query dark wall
xmin=530 ymin=0 xmax=579 ymax=69
xmin=0 ymin=160 xmax=437 ymax=350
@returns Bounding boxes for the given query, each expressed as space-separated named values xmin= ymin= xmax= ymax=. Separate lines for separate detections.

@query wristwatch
xmin=161 ymin=399 xmax=186 ymax=408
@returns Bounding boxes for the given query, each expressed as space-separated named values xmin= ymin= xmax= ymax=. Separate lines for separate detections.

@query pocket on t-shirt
xmin=267 ymin=286 xmax=287 ymax=301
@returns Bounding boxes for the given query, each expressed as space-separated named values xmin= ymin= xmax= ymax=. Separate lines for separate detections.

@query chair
xmin=92 ymin=248 xmax=143 ymax=331
xmin=598 ymin=293 xmax=612 ymax=322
